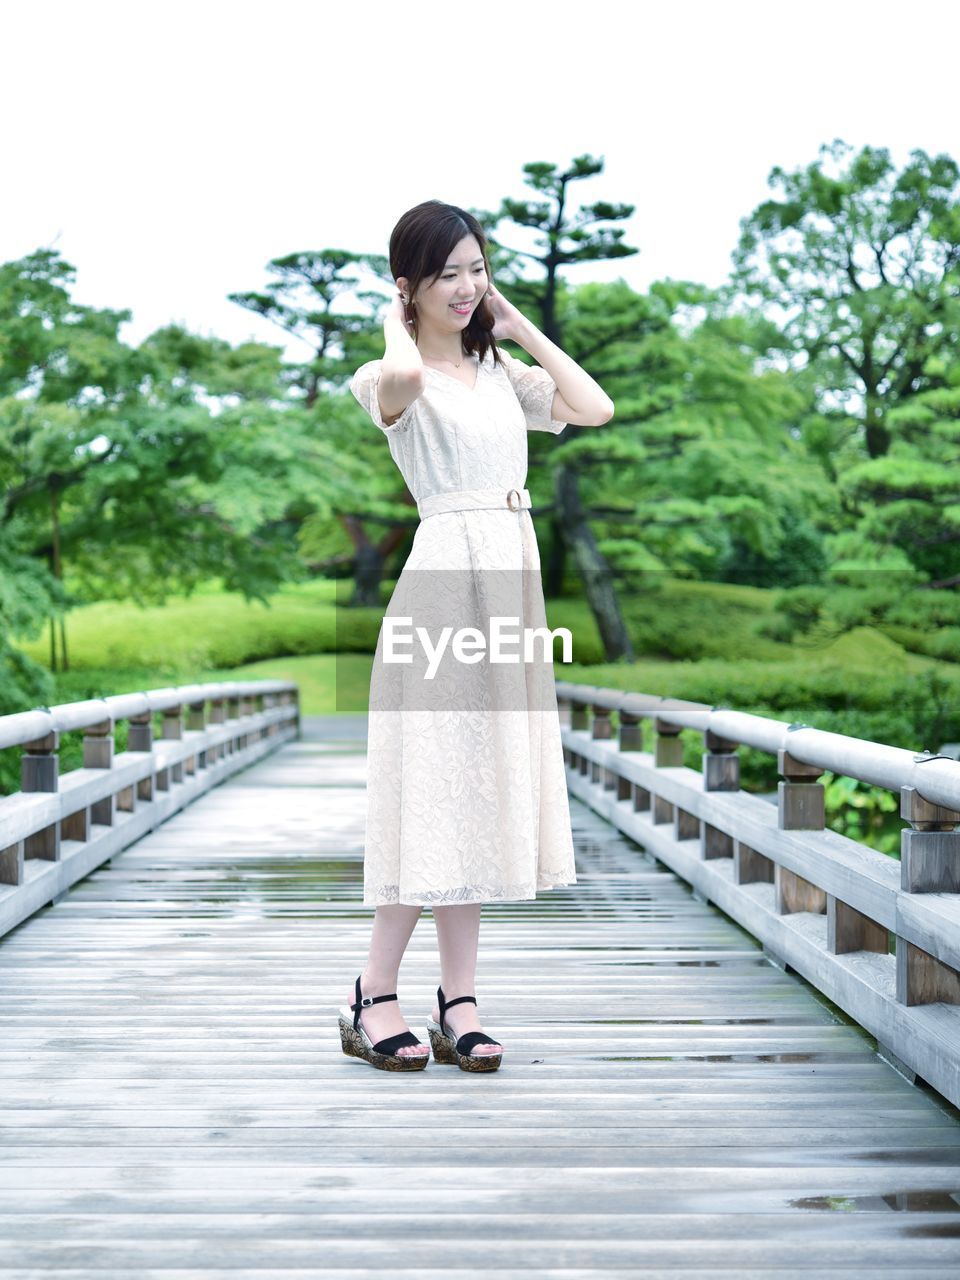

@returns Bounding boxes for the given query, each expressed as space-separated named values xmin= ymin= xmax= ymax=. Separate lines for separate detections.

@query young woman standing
xmin=341 ymin=200 xmax=613 ymax=1071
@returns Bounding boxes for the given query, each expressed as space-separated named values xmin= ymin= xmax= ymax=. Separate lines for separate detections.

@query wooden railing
xmin=0 ymin=680 xmax=299 ymax=941
xmin=555 ymin=680 xmax=960 ymax=1108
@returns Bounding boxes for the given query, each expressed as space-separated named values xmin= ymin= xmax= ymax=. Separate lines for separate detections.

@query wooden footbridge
xmin=2 ymin=680 xmax=960 ymax=1275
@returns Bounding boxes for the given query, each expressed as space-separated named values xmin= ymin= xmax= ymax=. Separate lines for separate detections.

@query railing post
xmin=127 ymin=712 xmax=155 ymax=802
xmin=88 ymin=716 xmax=115 ymax=826
xmin=237 ymin=691 xmax=254 ymax=750
xmin=653 ymin=717 xmax=683 ymax=767
xmin=208 ymin=697 xmax=225 ymax=763
xmin=0 ymin=839 xmax=23 ymax=886
xmin=591 ymin=703 xmax=612 ymax=739
xmin=187 ymin=699 xmax=207 ymax=773
xmin=557 ymin=693 xmax=571 ymax=766
xmin=896 ymin=782 xmax=960 ymax=1006
xmin=703 ymin=729 xmax=740 ymax=792
xmin=569 ymin=700 xmax=589 ymax=776
xmin=160 ymin=703 xmax=183 ymax=786
xmin=21 ymin=727 xmax=60 ymax=860
xmin=226 ymin=690 xmax=241 ymax=757
xmin=652 ymin=717 xmax=681 ymax=824
xmin=618 ymin=710 xmax=642 ymax=752
xmin=829 ymin=898 xmax=888 ymax=956
xmin=776 ymin=742 xmax=826 ymax=914
xmin=735 ymin=839 xmax=774 ymax=885
xmin=701 ymin=728 xmax=739 ymax=859
xmin=900 ymin=783 xmax=960 ymax=892
xmin=590 ymin=702 xmax=613 ymax=788
xmin=777 ymin=744 xmax=825 ymax=831
xmin=616 ymin=710 xmax=643 ymax=799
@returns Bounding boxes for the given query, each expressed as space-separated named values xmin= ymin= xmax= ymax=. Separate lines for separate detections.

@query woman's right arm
xmin=379 ymin=293 xmax=425 ymax=427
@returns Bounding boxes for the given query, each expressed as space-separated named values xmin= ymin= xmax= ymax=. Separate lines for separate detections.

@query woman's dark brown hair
xmin=389 ymin=199 xmax=504 ymax=370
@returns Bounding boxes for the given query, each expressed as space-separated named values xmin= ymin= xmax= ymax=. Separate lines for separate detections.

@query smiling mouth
xmin=450 ymin=302 xmax=473 ymax=312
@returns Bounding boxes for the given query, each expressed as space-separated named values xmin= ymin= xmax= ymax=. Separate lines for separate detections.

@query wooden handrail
xmin=556 ymin=681 xmax=957 ymax=804
xmin=555 ymin=679 xmax=960 ymax=1109
xmin=0 ymin=679 xmax=300 ymax=940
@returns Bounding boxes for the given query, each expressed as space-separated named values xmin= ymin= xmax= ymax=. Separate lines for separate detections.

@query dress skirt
xmin=362 ymin=486 xmax=577 ymax=906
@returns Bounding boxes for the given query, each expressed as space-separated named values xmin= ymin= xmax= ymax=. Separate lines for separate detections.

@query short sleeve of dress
xmin=349 ymin=359 xmax=416 ymax=435
xmin=498 ymin=348 xmax=567 ymax=434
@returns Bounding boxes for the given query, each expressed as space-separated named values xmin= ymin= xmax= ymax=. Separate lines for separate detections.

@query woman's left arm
xmin=488 ymin=284 xmax=615 ymax=427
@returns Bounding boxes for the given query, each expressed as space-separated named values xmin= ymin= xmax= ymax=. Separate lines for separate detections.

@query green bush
xmin=760 ymin=583 xmax=959 ymax=661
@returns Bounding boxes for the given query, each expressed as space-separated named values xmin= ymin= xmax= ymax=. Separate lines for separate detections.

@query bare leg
xmin=431 ymin=903 xmax=502 ymax=1056
xmin=345 ymin=904 xmax=428 ymax=1058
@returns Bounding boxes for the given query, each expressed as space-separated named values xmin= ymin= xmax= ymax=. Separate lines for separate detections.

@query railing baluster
xmin=162 ymin=703 xmax=184 ymax=784
xmin=652 ymin=717 xmax=681 ymax=825
xmin=777 ymin=744 xmax=825 ymax=830
xmin=87 ymin=715 xmax=115 ymax=826
xmin=187 ymin=699 xmax=207 ymax=772
xmin=701 ymin=728 xmax=738 ymax=859
xmin=829 ymin=898 xmax=888 ymax=955
xmin=897 ymin=783 xmax=960 ymax=1006
xmin=900 ymin=783 xmax=960 ymax=892
xmin=0 ymin=840 xmax=24 ymax=886
xmin=21 ymin=728 xmax=60 ymax=861
xmin=734 ymin=840 xmax=774 ymax=885
xmin=127 ymin=711 xmax=155 ymax=802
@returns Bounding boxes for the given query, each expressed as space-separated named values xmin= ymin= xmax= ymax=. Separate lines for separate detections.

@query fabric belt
xmin=417 ymin=487 xmax=531 ymax=520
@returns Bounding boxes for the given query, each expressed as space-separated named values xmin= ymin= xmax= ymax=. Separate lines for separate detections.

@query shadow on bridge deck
xmin=1 ymin=715 xmax=960 ymax=1275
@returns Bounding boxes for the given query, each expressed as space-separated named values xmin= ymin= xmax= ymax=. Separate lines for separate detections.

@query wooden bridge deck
xmin=2 ymin=716 xmax=960 ymax=1277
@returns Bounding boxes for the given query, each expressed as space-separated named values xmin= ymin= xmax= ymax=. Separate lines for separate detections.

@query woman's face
xmin=409 ymin=233 xmax=488 ymax=338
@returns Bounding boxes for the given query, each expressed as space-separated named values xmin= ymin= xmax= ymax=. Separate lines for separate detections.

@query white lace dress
xmin=349 ymin=345 xmax=577 ymax=906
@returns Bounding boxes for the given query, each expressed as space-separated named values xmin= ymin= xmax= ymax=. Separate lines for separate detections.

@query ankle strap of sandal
xmin=437 ymin=985 xmax=477 ymax=1027
xmin=350 ymin=976 xmax=398 ymax=1029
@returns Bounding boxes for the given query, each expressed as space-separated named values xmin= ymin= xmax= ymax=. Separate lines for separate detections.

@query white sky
xmin=2 ymin=0 xmax=958 ymax=361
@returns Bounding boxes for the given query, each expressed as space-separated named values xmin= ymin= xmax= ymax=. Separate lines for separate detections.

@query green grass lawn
xmin=15 ymin=580 xmax=353 ymax=673
xmin=19 ymin=575 xmax=792 ymax=675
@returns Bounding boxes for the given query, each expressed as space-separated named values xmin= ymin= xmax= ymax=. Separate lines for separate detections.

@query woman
xmin=340 ymin=200 xmax=614 ymax=1073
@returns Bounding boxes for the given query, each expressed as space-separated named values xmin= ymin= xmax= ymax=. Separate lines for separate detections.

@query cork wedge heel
xmin=425 ymin=985 xmax=503 ymax=1073
xmin=338 ymin=975 xmax=428 ymax=1071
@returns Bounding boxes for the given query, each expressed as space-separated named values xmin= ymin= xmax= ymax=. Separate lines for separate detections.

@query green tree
xmin=733 ymin=139 xmax=960 ymax=460
xmin=229 ymin=250 xmax=385 ymax=405
xmin=0 ymin=251 xmax=341 ymax=672
xmin=58 ymin=324 xmax=340 ymax=605
xmin=0 ymin=248 xmax=140 ymax=668
xmin=832 ymin=372 xmax=960 ymax=586
xmin=483 ymin=154 xmax=827 ymax=656
xmin=232 ymin=250 xmax=426 ymax=604
xmin=486 ymin=154 xmax=641 ymax=658
xmin=0 ymin=538 xmax=57 ymax=713
xmin=558 ymin=288 xmax=828 ymax=609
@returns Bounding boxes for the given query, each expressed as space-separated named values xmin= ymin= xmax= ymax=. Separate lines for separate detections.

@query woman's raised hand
xmin=387 ymin=289 xmax=415 ymax=332
xmin=484 ymin=282 xmax=526 ymax=343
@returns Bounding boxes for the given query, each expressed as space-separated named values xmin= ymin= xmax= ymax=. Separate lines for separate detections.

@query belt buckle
xmin=506 ymin=487 xmax=522 ymax=511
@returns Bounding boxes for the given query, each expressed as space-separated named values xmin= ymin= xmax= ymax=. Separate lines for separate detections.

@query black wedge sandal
xmin=338 ymin=976 xmax=428 ymax=1071
xmin=425 ymin=985 xmax=503 ymax=1073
